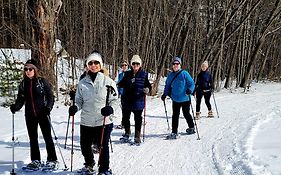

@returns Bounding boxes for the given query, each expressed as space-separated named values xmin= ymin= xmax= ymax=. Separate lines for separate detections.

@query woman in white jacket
xmin=68 ymin=51 xmax=118 ymax=175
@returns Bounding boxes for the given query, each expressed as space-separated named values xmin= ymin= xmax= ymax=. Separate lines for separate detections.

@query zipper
xmin=29 ymin=80 xmax=37 ymax=117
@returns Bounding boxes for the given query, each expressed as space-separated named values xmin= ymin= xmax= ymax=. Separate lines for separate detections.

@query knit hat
xmin=201 ymin=60 xmax=208 ymax=68
xmin=130 ymin=55 xmax=142 ymax=66
xmin=173 ymin=56 xmax=182 ymax=64
xmin=24 ymin=59 xmax=38 ymax=70
xmin=86 ymin=52 xmax=103 ymax=69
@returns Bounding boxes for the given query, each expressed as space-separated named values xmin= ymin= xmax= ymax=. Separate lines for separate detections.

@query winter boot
xmin=208 ymin=110 xmax=214 ymax=118
xmin=120 ymin=128 xmax=131 ymax=142
xmin=134 ymin=130 xmax=141 ymax=144
xmin=25 ymin=160 xmax=42 ymax=170
xmin=186 ymin=128 xmax=196 ymax=135
xmin=166 ymin=133 xmax=178 ymax=139
xmin=42 ymin=160 xmax=59 ymax=171
xmin=195 ymin=112 xmax=200 ymax=120
xmin=78 ymin=164 xmax=95 ymax=174
xmin=98 ymin=169 xmax=112 ymax=175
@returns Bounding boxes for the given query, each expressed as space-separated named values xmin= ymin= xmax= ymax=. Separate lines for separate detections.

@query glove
xmin=69 ymin=90 xmax=76 ymax=100
xmin=10 ymin=104 xmax=17 ymax=114
xmin=69 ymin=105 xmax=78 ymax=116
xmin=43 ymin=107 xmax=51 ymax=115
xmin=143 ymin=87 xmax=149 ymax=94
xmin=186 ymin=89 xmax=192 ymax=95
xmin=101 ymin=106 xmax=114 ymax=116
xmin=161 ymin=95 xmax=166 ymax=101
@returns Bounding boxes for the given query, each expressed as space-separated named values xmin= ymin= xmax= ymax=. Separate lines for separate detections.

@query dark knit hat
xmin=25 ymin=59 xmax=38 ymax=68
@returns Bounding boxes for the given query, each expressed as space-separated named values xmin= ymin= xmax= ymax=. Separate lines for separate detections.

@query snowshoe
xmin=119 ymin=134 xmax=131 ymax=143
xmin=98 ymin=169 xmax=112 ymax=175
xmin=186 ymin=128 xmax=196 ymax=135
xmin=165 ymin=133 xmax=178 ymax=140
xmin=22 ymin=160 xmax=42 ymax=171
xmin=41 ymin=160 xmax=59 ymax=172
xmin=115 ymin=124 xmax=123 ymax=129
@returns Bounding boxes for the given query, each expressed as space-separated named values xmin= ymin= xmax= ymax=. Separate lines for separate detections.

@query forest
xmin=1 ymin=0 xmax=281 ymax=95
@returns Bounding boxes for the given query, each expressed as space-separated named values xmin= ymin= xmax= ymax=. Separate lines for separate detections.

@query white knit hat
xmin=86 ymin=52 xmax=103 ymax=68
xmin=201 ymin=60 xmax=208 ymax=68
xmin=130 ymin=55 xmax=142 ymax=66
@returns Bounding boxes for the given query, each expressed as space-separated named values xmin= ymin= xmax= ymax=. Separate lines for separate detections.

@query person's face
xmin=121 ymin=63 xmax=128 ymax=71
xmin=88 ymin=60 xmax=101 ymax=73
xmin=172 ymin=62 xmax=181 ymax=72
xmin=131 ymin=62 xmax=141 ymax=72
xmin=201 ymin=64 xmax=208 ymax=71
xmin=24 ymin=67 xmax=35 ymax=78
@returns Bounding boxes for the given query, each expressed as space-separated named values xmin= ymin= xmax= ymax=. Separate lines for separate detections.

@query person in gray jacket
xmin=68 ymin=51 xmax=118 ymax=175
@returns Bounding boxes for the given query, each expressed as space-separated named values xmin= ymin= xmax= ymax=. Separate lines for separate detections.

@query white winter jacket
xmin=75 ymin=72 xmax=118 ymax=127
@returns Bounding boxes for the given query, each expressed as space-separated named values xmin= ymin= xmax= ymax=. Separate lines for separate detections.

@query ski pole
xmin=64 ymin=115 xmax=71 ymax=149
xmin=47 ymin=116 xmax=68 ymax=171
xmin=70 ymin=114 xmax=74 ymax=172
xmin=163 ymin=100 xmax=170 ymax=130
xmin=189 ymin=95 xmax=200 ymax=140
xmin=143 ymin=95 xmax=146 ymax=142
xmin=99 ymin=85 xmax=116 ymax=165
xmin=10 ymin=113 xmax=16 ymax=175
xmin=212 ymin=92 xmax=219 ymax=118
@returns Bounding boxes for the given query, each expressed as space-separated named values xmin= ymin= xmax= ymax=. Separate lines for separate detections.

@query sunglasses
xmin=24 ymin=67 xmax=34 ymax=72
xmin=121 ymin=64 xmax=128 ymax=67
xmin=172 ymin=62 xmax=180 ymax=65
xmin=88 ymin=61 xmax=100 ymax=66
xmin=132 ymin=62 xmax=140 ymax=66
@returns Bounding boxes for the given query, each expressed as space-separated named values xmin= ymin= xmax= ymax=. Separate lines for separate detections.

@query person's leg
xmin=25 ymin=116 xmax=40 ymax=161
xmin=204 ymin=91 xmax=212 ymax=111
xmin=39 ymin=116 xmax=57 ymax=161
xmin=196 ymin=91 xmax=203 ymax=112
xmin=171 ymin=101 xmax=181 ymax=134
xmin=133 ymin=110 xmax=143 ymax=143
xmin=182 ymin=101 xmax=194 ymax=128
xmin=122 ymin=108 xmax=131 ymax=136
xmin=98 ymin=123 xmax=113 ymax=173
xmin=80 ymin=125 xmax=95 ymax=166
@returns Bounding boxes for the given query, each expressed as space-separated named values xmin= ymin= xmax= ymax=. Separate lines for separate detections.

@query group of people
xmin=10 ymin=51 xmax=213 ymax=175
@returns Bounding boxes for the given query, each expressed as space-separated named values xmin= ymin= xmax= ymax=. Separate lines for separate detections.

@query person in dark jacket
xmin=10 ymin=59 xmax=58 ymax=170
xmin=161 ymin=57 xmax=195 ymax=139
xmin=194 ymin=61 xmax=214 ymax=119
xmin=117 ymin=55 xmax=151 ymax=144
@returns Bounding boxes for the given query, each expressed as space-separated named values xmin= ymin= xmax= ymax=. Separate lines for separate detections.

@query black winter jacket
xmin=14 ymin=77 xmax=54 ymax=116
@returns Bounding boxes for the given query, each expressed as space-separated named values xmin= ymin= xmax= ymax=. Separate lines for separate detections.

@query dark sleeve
xmin=117 ymin=71 xmax=129 ymax=88
xmin=144 ymin=72 xmax=152 ymax=91
xmin=14 ymin=81 xmax=25 ymax=111
xmin=42 ymin=78 xmax=54 ymax=109
xmin=209 ymin=72 xmax=214 ymax=89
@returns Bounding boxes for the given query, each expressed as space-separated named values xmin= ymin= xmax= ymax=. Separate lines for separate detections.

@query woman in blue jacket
xmin=194 ymin=61 xmax=214 ymax=119
xmin=161 ymin=57 xmax=195 ymax=139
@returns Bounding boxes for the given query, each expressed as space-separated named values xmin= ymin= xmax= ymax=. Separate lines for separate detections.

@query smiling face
xmin=172 ymin=61 xmax=181 ymax=72
xmin=88 ymin=60 xmax=101 ymax=73
xmin=201 ymin=64 xmax=208 ymax=71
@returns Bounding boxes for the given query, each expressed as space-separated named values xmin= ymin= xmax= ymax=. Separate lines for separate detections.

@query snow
xmin=0 ymin=81 xmax=281 ymax=175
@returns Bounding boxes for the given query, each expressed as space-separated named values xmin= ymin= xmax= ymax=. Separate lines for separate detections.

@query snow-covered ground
xmin=0 ymin=81 xmax=280 ymax=175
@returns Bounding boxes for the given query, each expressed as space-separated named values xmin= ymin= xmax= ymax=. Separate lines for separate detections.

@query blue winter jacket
xmin=117 ymin=68 xmax=151 ymax=110
xmin=163 ymin=69 xmax=195 ymax=103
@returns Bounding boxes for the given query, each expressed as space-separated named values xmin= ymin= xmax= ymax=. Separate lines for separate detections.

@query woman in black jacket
xmin=194 ymin=61 xmax=214 ymax=119
xmin=10 ymin=59 xmax=58 ymax=171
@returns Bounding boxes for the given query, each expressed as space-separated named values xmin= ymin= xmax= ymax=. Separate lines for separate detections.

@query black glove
xmin=69 ymin=90 xmax=76 ymax=101
xmin=69 ymin=105 xmax=78 ymax=116
xmin=161 ymin=95 xmax=166 ymax=101
xmin=101 ymin=106 xmax=114 ymax=116
xmin=10 ymin=104 xmax=17 ymax=114
xmin=186 ymin=89 xmax=192 ymax=95
xmin=43 ymin=107 xmax=51 ymax=115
